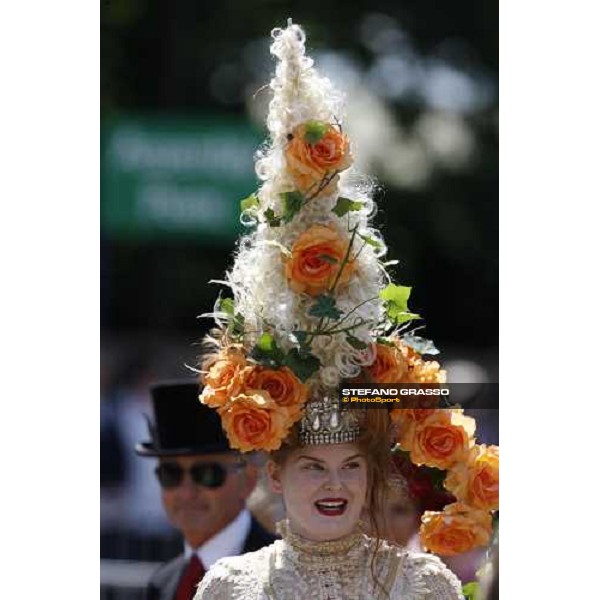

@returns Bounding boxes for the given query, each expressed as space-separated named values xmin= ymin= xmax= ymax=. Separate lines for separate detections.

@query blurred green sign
xmin=101 ymin=115 xmax=263 ymax=243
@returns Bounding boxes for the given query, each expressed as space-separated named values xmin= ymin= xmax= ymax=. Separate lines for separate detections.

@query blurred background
xmin=101 ymin=1 xmax=498 ymax=597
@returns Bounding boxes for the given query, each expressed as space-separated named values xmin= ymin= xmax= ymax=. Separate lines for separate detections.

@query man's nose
xmin=176 ymin=473 xmax=200 ymax=498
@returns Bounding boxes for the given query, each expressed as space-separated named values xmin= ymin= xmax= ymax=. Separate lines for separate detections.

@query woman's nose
xmin=323 ymin=470 xmax=343 ymax=491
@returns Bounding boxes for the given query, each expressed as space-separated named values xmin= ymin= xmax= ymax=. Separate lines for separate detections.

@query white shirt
xmin=184 ymin=509 xmax=252 ymax=570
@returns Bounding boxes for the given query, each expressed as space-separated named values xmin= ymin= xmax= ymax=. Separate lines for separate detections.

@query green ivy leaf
xmin=331 ymin=196 xmax=364 ymax=218
xmin=257 ymin=333 xmax=275 ymax=352
xmin=402 ymin=333 xmax=440 ymax=356
xmin=380 ymin=283 xmax=410 ymax=312
xmin=308 ymin=295 xmax=343 ymax=320
xmin=291 ymin=330 xmax=311 ymax=352
xmin=292 ymin=330 xmax=308 ymax=344
xmin=284 ymin=348 xmax=321 ymax=382
xmin=346 ymin=334 xmax=368 ymax=350
xmin=394 ymin=312 xmax=421 ymax=324
xmin=230 ymin=313 xmax=245 ymax=338
xmin=240 ymin=193 xmax=259 ymax=212
xmin=303 ymin=120 xmax=329 ymax=145
xmin=462 ymin=582 xmax=481 ymax=600
xmin=281 ymin=191 xmax=305 ymax=223
xmin=250 ymin=333 xmax=285 ymax=367
xmin=264 ymin=208 xmax=281 ymax=227
xmin=379 ymin=284 xmax=421 ymax=324
xmin=359 ymin=233 xmax=383 ymax=248
xmin=376 ymin=336 xmax=396 ymax=347
xmin=218 ymin=297 xmax=235 ymax=316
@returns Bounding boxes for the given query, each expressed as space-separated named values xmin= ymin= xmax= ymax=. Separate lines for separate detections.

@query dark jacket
xmin=146 ymin=516 xmax=277 ymax=600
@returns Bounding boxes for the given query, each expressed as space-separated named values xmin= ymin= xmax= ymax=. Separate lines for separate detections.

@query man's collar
xmin=184 ymin=509 xmax=252 ymax=570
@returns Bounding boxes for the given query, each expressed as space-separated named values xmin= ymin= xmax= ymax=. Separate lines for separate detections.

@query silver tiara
xmin=299 ymin=395 xmax=363 ymax=445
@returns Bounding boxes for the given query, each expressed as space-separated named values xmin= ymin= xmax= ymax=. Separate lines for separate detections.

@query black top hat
xmin=135 ymin=379 xmax=232 ymax=457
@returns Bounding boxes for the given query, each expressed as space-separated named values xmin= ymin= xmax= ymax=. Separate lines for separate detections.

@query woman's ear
xmin=266 ymin=460 xmax=283 ymax=494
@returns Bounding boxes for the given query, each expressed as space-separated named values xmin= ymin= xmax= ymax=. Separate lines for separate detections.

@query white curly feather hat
xmin=197 ymin=20 xmax=445 ymax=453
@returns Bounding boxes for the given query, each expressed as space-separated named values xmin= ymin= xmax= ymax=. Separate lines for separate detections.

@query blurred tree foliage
xmin=101 ymin=0 xmax=498 ymax=351
xmin=102 ymin=0 xmax=497 ymax=111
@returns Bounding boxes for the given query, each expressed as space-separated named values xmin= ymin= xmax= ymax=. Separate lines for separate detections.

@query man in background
xmin=136 ymin=380 xmax=276 ymax=600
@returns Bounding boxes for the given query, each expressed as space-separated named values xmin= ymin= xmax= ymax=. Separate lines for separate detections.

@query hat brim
xmin=134 ymin=442 xmax=236 ymax=457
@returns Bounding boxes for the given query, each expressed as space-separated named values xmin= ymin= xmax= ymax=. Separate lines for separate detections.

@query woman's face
xmin=378 ymin=487 xmax=421 ymax=547
xmin=267 ymin=443 xmax=368 ymax=542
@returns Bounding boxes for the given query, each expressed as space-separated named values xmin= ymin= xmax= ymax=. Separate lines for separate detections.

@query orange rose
xmin=420 ymin=502 xmax=493 ymax=556
xmin=243 ymin=366 xmax=308 ymax=418
xmin=396 ymin=340 xmax=420 ymax=364
xmin=445 ymin=445 xmax=499 ymax=511
xmin=285 ymin=224 xmax=355 ymax=296
xmin=391 ymin=407 xmax=441 ymax=454
xmin=401 ymin=409 xmax=476 ymax=470
xmin=406 ymin=360 xmax=447 ymax=384
xmin=395 ymin=339 xmax=447 ymax=384
xmin=390 ymin=407 xmax=438 ymax=426
xmin=219 ymin=391 xmax=296 ymax=452
xmin=365 ymin=343 xmax=408 ymax=383
xmin=285 ymin=122 xmax=352 ymax=197
xmin=199 ymin=347 xmax=248 ymax=409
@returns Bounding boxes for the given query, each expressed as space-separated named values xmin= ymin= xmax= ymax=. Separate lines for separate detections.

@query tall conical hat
xmin=198 ymin=21 xmax=444 ymax=451
xmin=196 ymin=21 xmax=498 ymax=555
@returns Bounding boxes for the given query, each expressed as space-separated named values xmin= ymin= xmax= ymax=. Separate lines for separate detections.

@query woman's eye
xmin=302 ymin=462 xmax=324 ymax=471
xmin=343 ymin=462 xmax=361 ymax=469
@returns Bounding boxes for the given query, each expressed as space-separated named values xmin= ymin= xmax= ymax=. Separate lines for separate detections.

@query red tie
xmin=174 ymin=554 xmax=205 ymax=600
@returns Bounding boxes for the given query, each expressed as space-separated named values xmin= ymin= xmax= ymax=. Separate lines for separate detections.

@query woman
xmin=376 ymin=476 xmax=423 ymax=550
xmin=191 ymin=20 xmax=496 ymax=599
xmin=375 ymin=453 xmax=488 ymax=584
xmin=375 ymin=452 xmax=456 ymax=549
xmin=194 ymin=409 xmax=463 ymax=599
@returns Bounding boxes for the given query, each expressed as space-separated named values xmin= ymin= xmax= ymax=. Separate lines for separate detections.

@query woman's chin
xmin=298 ymin=512 xmax=360 ymax=541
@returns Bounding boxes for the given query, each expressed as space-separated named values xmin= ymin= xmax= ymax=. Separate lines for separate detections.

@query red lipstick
xmin=314 ymin=497 xmax=348 ymax=516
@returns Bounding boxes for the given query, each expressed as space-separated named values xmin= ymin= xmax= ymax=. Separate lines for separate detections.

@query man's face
xmin=158 ymin=453 xmax=257 ymax=548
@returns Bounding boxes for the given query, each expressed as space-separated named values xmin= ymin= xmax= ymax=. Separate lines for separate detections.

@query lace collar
xmin=276 ymin=519 xmax=364 ymax=558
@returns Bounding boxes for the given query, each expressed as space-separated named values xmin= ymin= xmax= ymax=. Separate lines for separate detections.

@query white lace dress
xmin=194 ymin=521 xmax=463 ymax=600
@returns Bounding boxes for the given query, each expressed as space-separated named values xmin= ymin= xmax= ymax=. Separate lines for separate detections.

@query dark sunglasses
xmin=155 ymin=461 xmax=245 ymax=490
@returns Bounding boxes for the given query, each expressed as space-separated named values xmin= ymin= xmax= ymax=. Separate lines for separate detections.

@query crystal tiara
xmin=299 ymin=395 xmax=363 ymax=445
